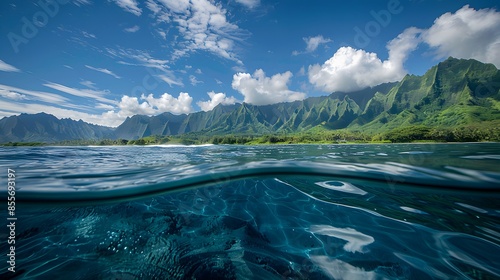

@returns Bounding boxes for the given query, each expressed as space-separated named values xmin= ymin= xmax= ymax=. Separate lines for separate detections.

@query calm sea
xmin=1 ymin=143 xmax=499 ymax=279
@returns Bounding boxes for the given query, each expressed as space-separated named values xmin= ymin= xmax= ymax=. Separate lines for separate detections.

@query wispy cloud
xmin=0 ymin=99 xmax=123 ymax=127
xmin=85 ymin=65 xmax=121 ymax=79
xmin=189 ymin=75 xmax=203 ymax=86
xmin=111 ymin=0 xmax=142 ymax=16
xmin=157 ymin=30 xmax=167 ymax=40
xmin=43 ymin=82 xmax=117 ymax=105
xmin=235 ymin=0 xmax=260 ymax=9
xmin=124 ymin=25 xmax=140 ymax=33
xmin=73 ymin=0 xmax=92 ymax=7
xmin=107 ymin=48 xmax=183 ymax=87
xmin=0 ymin=84 xmax=69 ymax=104
xmin=293 ymin=35 xmax=332 ymax=55
xmin=0 ymin=89 xmax=27 ymax=100
xmin=82 ymin=31 xmax=96 ymax=39
xmin=80 ymin=80 xmax=97 ymax=89
xmin=108 ymin=48 xmax=169 ymax=71
xmin=147 ymin=0 xmax=248 ymax=64
xmin=145 ymin=0 xmax=161 ymax=14
xmin=96 ymin=103 xmax=115 ymax=110
xmin=305 ymin=35 xmax=332 ymax=52
xmin=0 ymin=60 xmax=21 ymax=72
xmin=158 ymin=74 xmax=184 ymax=87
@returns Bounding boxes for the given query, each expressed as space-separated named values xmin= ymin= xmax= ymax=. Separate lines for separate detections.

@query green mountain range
xmin=1 ymin=57 xmax=499 ymax=143
xmin=0 ymin=112 xmax=114 ymax=143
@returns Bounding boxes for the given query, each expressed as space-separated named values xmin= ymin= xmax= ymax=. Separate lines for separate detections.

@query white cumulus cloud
xmin=116 ymin=95 xmax=156 ymax=116
xmin=422 ymin=5 xmax=500 ymax=68
xmin=113 ymin=92 xmax=193 ymax=117
xmin=232 ymin=69 xmax=306 ymax=105
xmin=308 ymin=47 xmax=402 ymax=92
xmin=197 ymin=91 xmax=238 ymax=111
xmin=308 ymin=5 xmax=500 ymax=93
xmin=308 ymin=27 xmax=421 ymax=93
xmin=101 ymin=92 xmax=193 ymax=126
xmin=142 ymin=92 xmax=193 ymax=114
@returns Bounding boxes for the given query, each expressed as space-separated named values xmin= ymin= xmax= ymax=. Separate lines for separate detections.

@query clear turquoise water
xmin=1 ymin=143 xmax=499 ymax=279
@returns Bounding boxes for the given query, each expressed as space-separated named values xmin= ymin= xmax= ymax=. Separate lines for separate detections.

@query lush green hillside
xmin=1 ymin=57 xmax=499 ymax=144
xmin=0 ymin=112 xmax=114 ymax=143
xmin=348 ymin=57 xmax=500 ymax=134
xmin=113 ymin=57 xmax=499 ymax=140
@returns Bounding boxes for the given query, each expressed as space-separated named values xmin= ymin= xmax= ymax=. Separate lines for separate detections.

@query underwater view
xmin=1 ymin=143 xmax=499 ymax=279
xmin=2 ymin=0 xmax=500 ymax=279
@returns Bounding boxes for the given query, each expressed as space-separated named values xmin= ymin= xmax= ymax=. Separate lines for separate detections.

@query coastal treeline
xmin=3 ymin=124 xmax=499 ymax=146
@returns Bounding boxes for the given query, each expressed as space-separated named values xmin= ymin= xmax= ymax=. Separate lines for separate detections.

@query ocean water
xmin=1 ymin=143 xmax=499 ymax=279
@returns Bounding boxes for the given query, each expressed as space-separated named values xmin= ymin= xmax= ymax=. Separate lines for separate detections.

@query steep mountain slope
xmin=0 ymin=112 xmax=114 ymax=143
xmin=114 ymin=113 xmax=188 ymax=140
xmin=350 ymin=57 xmax=500 ymax=132
xmin=113 ymin=94 xmax=368 ymax=138
xmin=1 ymin=57 xmax=498 ymax=143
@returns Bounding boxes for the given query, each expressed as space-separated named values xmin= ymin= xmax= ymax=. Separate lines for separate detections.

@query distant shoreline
xmin=2 ymin=140 xmax=498 ymax=147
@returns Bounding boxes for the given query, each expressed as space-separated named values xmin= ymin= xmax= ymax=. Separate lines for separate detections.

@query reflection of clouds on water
xmin=310 ymin=256 xmax=377 ymax=280
xmin=315 ymin=180 xmax=367 ymax=195
xmin=433 ymin=232 xmax=500 ymax=278
xmin=400 ymin=206 xmax=428 ymax=215
xmin=394 ymin=253 xmax=449 ymax=279
xmin=398 ymin=151 xmax=434 ymax=155
xmin=455 ymin=202 xmax=488 ymax=214
xmin=445 ymin=166 xmax=500 ymax=183
xmin=461 ymin=155 xmax=500 ymax=160
xmin=310 ymin=225 xmax=374 ymax=253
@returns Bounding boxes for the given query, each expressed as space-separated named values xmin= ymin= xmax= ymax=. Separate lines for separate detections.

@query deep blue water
xmin=1 ymin=143 xmax=499 ymax=279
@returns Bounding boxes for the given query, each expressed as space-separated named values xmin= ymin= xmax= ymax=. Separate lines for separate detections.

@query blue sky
xmin=0 ymin=0 xmax=499 ymax=127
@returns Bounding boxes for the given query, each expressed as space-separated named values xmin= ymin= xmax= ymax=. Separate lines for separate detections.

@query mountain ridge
xmin=1 ymin=57 xmax=499 ymax=143
xmin=0 ymin=112 xmax=114 ymax=143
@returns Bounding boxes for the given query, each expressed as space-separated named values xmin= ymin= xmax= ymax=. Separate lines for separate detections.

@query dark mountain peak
xmin=329 ymin=82 xmax=397 ymax=110
xmin=128 ymin=114 xmax=151 ymax=121
xmin=0 ymin=113 xmax=114 ymax=143
xmin=23 ymin=112 xmax=56 ymax=119
xmin=159 ymin=111 xmax=187 ymax=118
xmin=212 ymin=102 xmax=240 ymax=111
xmin=438 ymin=57 xmax=498 ymax=70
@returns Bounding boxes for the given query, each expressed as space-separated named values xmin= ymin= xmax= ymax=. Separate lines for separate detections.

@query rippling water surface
xmin=1 ymin=143 xmax=499 ymax=279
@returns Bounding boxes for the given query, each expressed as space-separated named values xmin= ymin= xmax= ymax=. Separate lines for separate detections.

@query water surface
xmin=1 ymin=143 xmax=499 ymax=279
